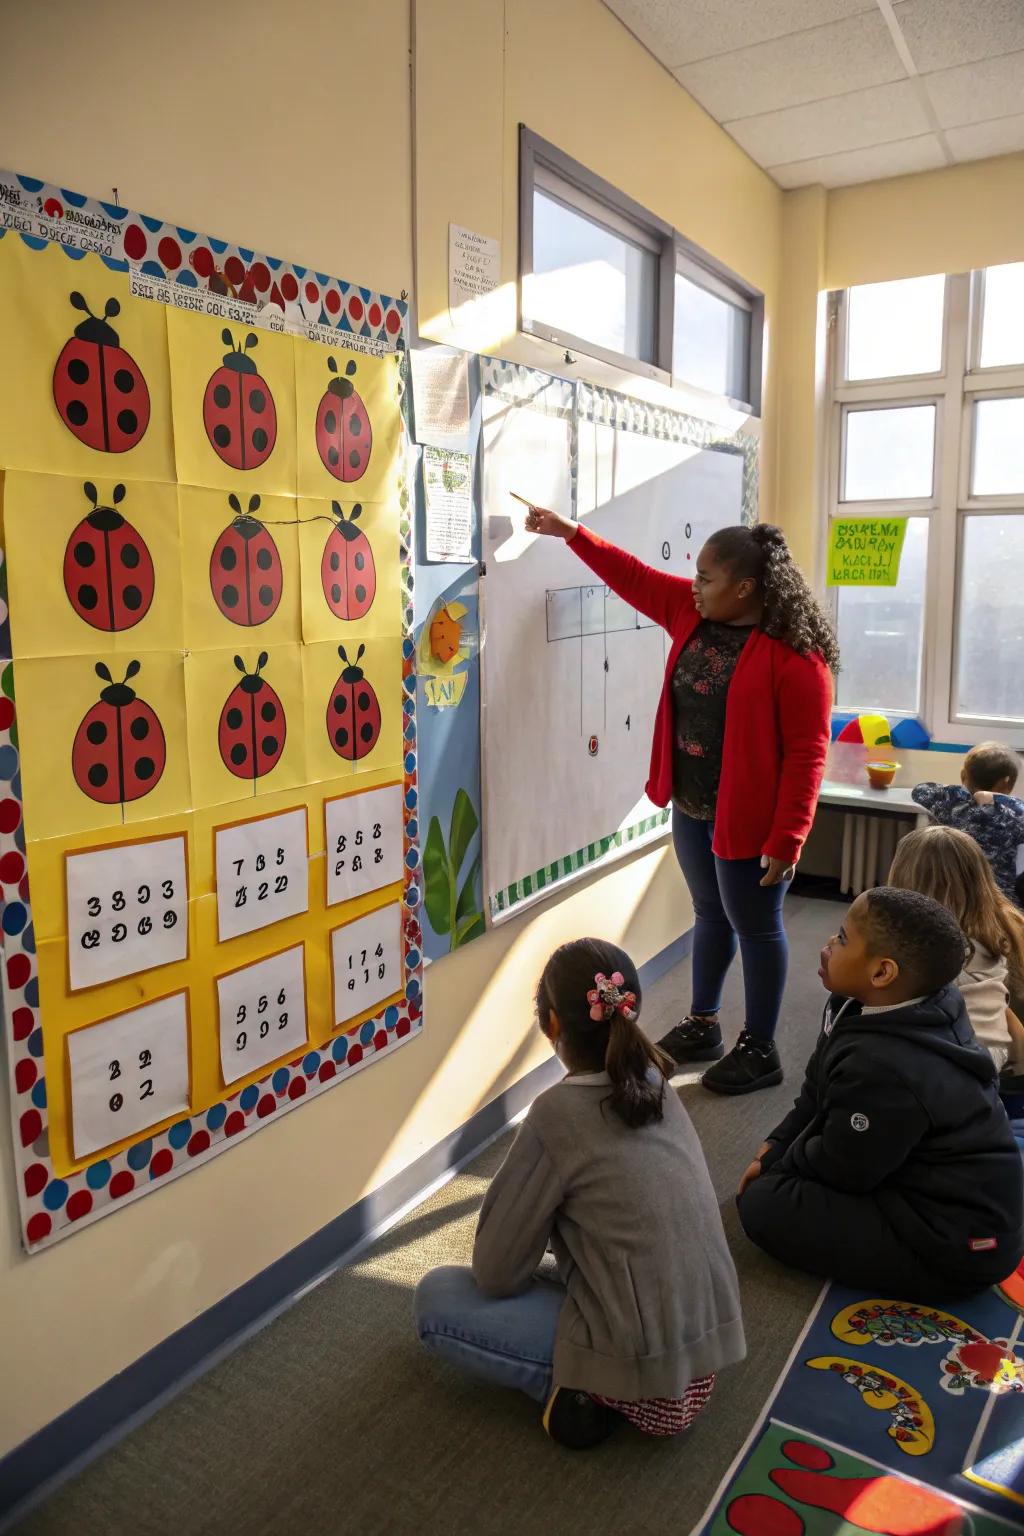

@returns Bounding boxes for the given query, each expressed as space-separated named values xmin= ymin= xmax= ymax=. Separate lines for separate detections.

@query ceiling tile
xmin=893 ymin=0 xmax=1024 ymax=73
xmin=602 ymin=0 xmax=876 ymax=68
xmin=945 ymin=112 xmax=1024 ymax=162
xmin=769 ymin=134 xmax=947 ymax=188
xmin=922 ymin=49 xmax=1024 ymax=129
xmin=674 ymin=11 xmax=904 ymax=122
xmin=726 ymin=80 xmax=931 ymax=167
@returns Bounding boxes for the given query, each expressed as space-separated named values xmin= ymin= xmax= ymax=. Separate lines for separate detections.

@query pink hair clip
xmin=586 ymin=970 xmax=638 ymax=1023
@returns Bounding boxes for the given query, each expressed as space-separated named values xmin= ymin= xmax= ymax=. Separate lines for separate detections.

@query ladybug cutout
xmin=53 ymin=291 xmax=151 ymax=453
xmin=327 ymin=644 xmax=381 ymax=761
xmin=429 ymin=606 xmax=461 ymax=664
xmin=316 ymin=355 xmax=372 ymax=482
xmin=218 ymin=652 xmax=286 ymax=782
xmin=321 ymin=502 xmax=376 ymax=620
xmin=63 ymin=481 xmax=155 ymax=631
xmin=210 ymin=494 xmax=283 ymax=626
xmin=72 ymin=660 xmax=165 ymax=806
xmin=202 ymin=329 xmax=277 ymax=471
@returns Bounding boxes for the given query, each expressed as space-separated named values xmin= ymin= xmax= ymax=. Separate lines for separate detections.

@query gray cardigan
xmin=472 ymin=1070 xmax=746 ymax=1400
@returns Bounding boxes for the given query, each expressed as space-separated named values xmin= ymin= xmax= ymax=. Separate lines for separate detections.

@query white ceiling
xmin=603 ymin=0 xmax=1024 ymax=188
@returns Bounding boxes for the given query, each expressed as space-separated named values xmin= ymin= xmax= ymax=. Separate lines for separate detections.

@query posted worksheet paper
xmin=410 ymin=350 xmax=471 ymax=447
xmin=424 ymin=445 xmax=473 ymax=562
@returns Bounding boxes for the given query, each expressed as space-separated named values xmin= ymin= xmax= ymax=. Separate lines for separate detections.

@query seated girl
xmin=414 ymin=938 xmax=746 ymax=1449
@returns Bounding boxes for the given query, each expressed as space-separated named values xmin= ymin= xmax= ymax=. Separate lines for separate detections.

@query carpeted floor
xmin=17 ymin=895 xmax=838 ymax=1536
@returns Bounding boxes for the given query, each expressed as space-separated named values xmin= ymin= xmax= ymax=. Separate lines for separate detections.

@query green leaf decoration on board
xmin=422 ymin=789 xmax=484 ymax=951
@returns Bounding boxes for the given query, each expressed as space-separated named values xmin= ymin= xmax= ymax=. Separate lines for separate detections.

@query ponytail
xmin=708 ymin=522 xmax=841 ymax=672
xmin=535 ymin=938 xmax=674 ymax=1130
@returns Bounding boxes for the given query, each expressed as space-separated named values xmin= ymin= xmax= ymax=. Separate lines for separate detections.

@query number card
xmin=325 ymin=783 xmax=403 ymax=906
xmin=217 ymin=944 xmax=308 ymax=1086
xmin=215 ymin=807 xmax=309 ymax=942
xmin=66 ymin=836 xmax=188 ymax=991
xmin=331 ymin=903 xmax=402 ymax=1028
xmin=67 ymin=992 xmax=190 ymax=1159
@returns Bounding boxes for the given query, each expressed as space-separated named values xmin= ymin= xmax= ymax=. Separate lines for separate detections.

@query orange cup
xmin=866 ymin=760 xmax=900 ymax=789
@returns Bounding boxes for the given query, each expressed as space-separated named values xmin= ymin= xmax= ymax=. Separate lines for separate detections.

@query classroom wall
xmin=0 ymin=0 xmax=705 ymax=1460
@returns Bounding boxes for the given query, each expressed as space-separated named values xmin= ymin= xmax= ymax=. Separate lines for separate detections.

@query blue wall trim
xmin=0 ymin=930 xmax=691 ymax=1530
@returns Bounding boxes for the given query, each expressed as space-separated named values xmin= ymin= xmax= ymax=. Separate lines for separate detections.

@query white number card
xmin=217 ymin=944 xmax=308 ymax=1086
xmin=325 ymin=783 xmax=403 ymax=907
xmin=68 ymin=992 xmax=190 ymax=1158
xmin=331 ymin=903 xmax=402 ymax=1028
xmin=66 ymin=837 xmax=188 ymax=991
xmin=215 ymin=808 xmax=309 ymax=942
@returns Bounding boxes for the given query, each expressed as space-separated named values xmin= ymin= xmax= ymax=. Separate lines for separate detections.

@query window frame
xmin=826 ymin=270 xmax=1024 ymax=745
xmin=518 ymin=127 xmax=762 ymax=412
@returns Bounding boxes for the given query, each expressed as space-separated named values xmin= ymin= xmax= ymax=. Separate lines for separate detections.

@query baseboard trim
xmin=0 ymin=932 xmax=690 ymax=1528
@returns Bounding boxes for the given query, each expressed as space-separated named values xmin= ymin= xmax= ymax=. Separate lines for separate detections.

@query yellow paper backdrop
xmin=179 ymin=486 xmax=301 ymax=650
xmin=183 ymin=644 xmax=307 ymax=810
xmin=0 ymin=234 xmax=175 ymax=482
xmin=297 ymin=496 xmax=402 ymax=644
xmin=300 ymin=637 xmax=403 ymax=785
xmin=16 ymin=650 xmax=191 ymax=842
xmin=167 ymin=307 xmax=297 ymax=495
xmin=3 ymin=470 xmax=183 ymax=658
xmin=294 ymin=336 xmax=400 ymax=503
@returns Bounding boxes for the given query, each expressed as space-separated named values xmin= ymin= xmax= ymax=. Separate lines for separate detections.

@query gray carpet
xmin=18 ymin=895 xmax=835 ymax=1536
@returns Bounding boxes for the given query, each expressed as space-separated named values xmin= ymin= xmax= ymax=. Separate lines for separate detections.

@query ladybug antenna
xmin=104 ymin=298 xmax=121 ymax=320
xmin=338 ymin=645 xmax=349 ymax=663
xmin=256 ymin=650 xmax=268 ymax=674
xmin=234 ymin=655 xmax=246 ymax=674
xmin=327 ymin=355 xmax=338 ymax=376
xmin=95 ymin=662 xmax=113 ymax=683
xmin=84 ymin=481 xmax=98 ymax=507
xmin=350 ymin=504 xmax=362 ymax=522
xmin=123 ymin=660 xmax=141 ymax=682
xmin=346 ymin=360 xmax=357 ymax=377
xmin=113 ymin=484 xmax=126 ymax=505
xmin=228 ymin=493 xmax=241 ymax=514
xmin=248 ymin=495 xmax=260 ymax=514
xmin=69 ymin=291 xmax=93 ymax=317
xmin=221 ymin=327 xmax=234 ymax=350
xmin=244 ymin=333 xmax=258 ymax=351
xmin=332 ymin=500 xmax=343 ymax=520
xmin=356 ymin=644 xmax=365 ymax=663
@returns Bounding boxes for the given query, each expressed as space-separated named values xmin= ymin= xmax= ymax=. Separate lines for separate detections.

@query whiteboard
xmin=481 ymin=387 xmax=748 ymax=907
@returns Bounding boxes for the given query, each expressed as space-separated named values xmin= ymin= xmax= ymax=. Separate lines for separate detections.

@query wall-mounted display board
xmin=0 ymin=170 xmax=422 ymax=1252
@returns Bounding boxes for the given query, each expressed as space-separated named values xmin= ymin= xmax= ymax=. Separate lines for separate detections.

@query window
xmin=519 ymin=129 xmax=761 ymax=408
xmin=828 ymin=266 xmax=1024 ymax=741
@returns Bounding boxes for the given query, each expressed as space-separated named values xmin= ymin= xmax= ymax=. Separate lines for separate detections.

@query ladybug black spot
xmin=360 ymin=723 xmax=374 ymax=743
xmin=349 ymin=415 xmax=361 ymax=436
xmin=230 ymin=743 xmax=248 ymax=766
xmin=355 ymin=585 xmax=366 ymax=604
xmin=114 ymin=369 xmax=135 ymax=394
xmin=86 ymin=720 xmax=107 ymax=745
xmin=68 ymin=401 xmax=89 ymax=427
xmin=357 ymin=691 xmax=370 ymax=711
xmin=335 ymin=727 xmax=349 ymax=748
xmin=73 ymin=541 xmax=95 ymax=568
xmin=222 ymin=585 xmax=239 ymax=609
xmin=214 ymin=384 xmax=231 ymax=409
xmin=330 ymin=552 xmax=340 ymax=572
xmin=121 ymin=544 xmax=141 ymax=569
xmin=349 ymin=450 xmax=361 ymax=469
xmin=250 ymin=389 xmax=266 ymax=414
xmin=261 ymin=700 xmax=277 ymax=723
xmin=78 ymin=585 xmax=98 ymax=610
xmin=258 ymin=585 xmax=274 ymax=608
xmin=117 ymin=410 xmax=138 ymax=435
xmin=135 ymin=757 xmax=156 ymax=780
xmin=214 ymin=425 xmax=232 ymax=448
xmin=227 ymin=707 xmax=243 ymax=729
xmin=331 ymin=583 xmax=341 ymax=605
xmin=324 ymin=410 xmax=337 ymax=435
xmin=88 ymin=763 xmax=108 ymax=788
xmin=333 ymin=693 xmax=348 ymax=715
xmin=256 ymin=548 xmax=273 ymax=571
xmin=328 ymin=448 xmax=340 ymax=468
xmin=220 ymin=546 xmax=238 ymax=571
xmin=68 ymin=358 xmax=90 ymax=386
xmin=252 ymin=428 xmax=269 ymax=453
xmin=261 ymin=735 xmax=279 ymax=756
xmin=354 ymin=552 xmax=365 ymax=571
xmin=130 ymin=716 xmax=149 ymax=740
xmin=123 ymin=587 xmax=143 ymax=611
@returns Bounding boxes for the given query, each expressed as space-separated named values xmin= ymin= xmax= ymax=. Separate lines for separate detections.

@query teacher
xmin=525 ymin=508 xmax=837 ymax=1096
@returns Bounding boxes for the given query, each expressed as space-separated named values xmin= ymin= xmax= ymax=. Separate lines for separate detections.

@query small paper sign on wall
xmin=827 ymin=518 xmax=908 ymax=586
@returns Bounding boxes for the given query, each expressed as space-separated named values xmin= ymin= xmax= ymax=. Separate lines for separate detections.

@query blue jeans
xmin=414 ymin=1265 xmax=563 ymax=1404
xmin=672 ymin=809 xmax=789 ymax=1041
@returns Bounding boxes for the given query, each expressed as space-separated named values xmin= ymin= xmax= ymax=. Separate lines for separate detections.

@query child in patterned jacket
xmin=913 ymin=742 xmax=1024 ymax=906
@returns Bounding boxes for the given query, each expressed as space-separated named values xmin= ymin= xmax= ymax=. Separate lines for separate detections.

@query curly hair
xmin=708 ymin=523 xmax=841 ymax=672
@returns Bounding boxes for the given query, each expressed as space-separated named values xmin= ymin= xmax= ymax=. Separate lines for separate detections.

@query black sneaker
xmin=657 ymin=1016 xmax=725 ymax=1066
xmin=701 ymin=1030 xmax=782 ymax=1095
xmin=542 ymin=1387 xmax=622 ymax=1449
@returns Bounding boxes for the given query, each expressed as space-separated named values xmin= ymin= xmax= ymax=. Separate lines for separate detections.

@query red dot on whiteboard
xmin=110 ymin=1171 xmax=135 ymax=1198
xmin=123 ymin=224 xmax=147 ymax=261
xmin=249 ymin=261 xmax=271 ymax=292
xmin=687 ymin=553 xmax=691 ymax=561
xmin=256 ymin=1094 xmax=276 ymax=1118
xmin=67 ymin=1190 xmax=93 ymax=1221
xmin=26 ymin=1212 xmax=51 ymax=1244
xmin=190 ymin=246 xmax=214 ymax=278
xmin=368 ymin=303 xmax=382 ymax=328
xmin=349 ymin=296 xmax=364 ymax=322
xmin=325 ymin=289 xmax=341 ymax=315
xmin=318 ymin=1060 xmax=336 ymax=1081
xmin=281 ymin=273 xmax=299 ymax=302
xmin=288 ymin=1078 xmax=306 ymax=1100
xmin=24 ymin=1163 xmax=47 ymax=1197
xmin=150 ymin=1149 xmax=173 ymax=1178
xmin=224 ymin=255 xmax=246 ymax=288
xmin=187 ymin=1130 xmax=211 ymax=1157
xmin=385 ymin=308 xmax=401 ymax=335
xmin=224 ymin=1110 xmax=246 ymax=1137
xmin=157 ymin=237 xmax=181 ymax=269
xmin=305 ymin=281 xmax=319 ymax=305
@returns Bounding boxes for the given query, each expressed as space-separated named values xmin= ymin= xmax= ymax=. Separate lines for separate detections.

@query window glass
xmin=843 ymin=405 xmax=935 ymax=501
xmin=672 ymin=271 xmax=751 ymax=402
xmin=971 ymin=397 xmax=1024 ymax=496
xmin=834 ymin=518 xmax=928 ymax=715
xmin=956 ymin=515 xmax=1024 ymax=721
xmin=978 ymin=263 xmax=1024 ymax=369
xmin=846 ymin=275 xmax=945 ymax=380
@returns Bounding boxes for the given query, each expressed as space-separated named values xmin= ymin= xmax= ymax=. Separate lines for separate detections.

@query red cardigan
xmin=571 ymin=525 xmax=832 ymax=866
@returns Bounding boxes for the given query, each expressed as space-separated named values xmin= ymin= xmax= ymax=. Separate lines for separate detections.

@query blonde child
xmin=889 ymin=825 xmax=1024 ymax=1071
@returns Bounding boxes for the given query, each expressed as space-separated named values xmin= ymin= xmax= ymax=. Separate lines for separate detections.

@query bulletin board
xmin=480 ymin=359 xmax=758 ymax=919
xmin=0 ymin=171 xmax=423 ymax=1252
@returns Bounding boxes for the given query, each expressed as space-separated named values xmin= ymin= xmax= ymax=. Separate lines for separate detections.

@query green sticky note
xmin=827 ymin=518 xmax=908 ymax=587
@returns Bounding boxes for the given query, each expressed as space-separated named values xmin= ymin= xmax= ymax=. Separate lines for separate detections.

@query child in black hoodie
xmin=737 ymin=887 xmax=1024 ymax=1295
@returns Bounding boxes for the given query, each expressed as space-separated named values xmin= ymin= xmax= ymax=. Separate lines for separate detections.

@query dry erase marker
xmin=510 ymin=492 xmax=533 ymax=507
